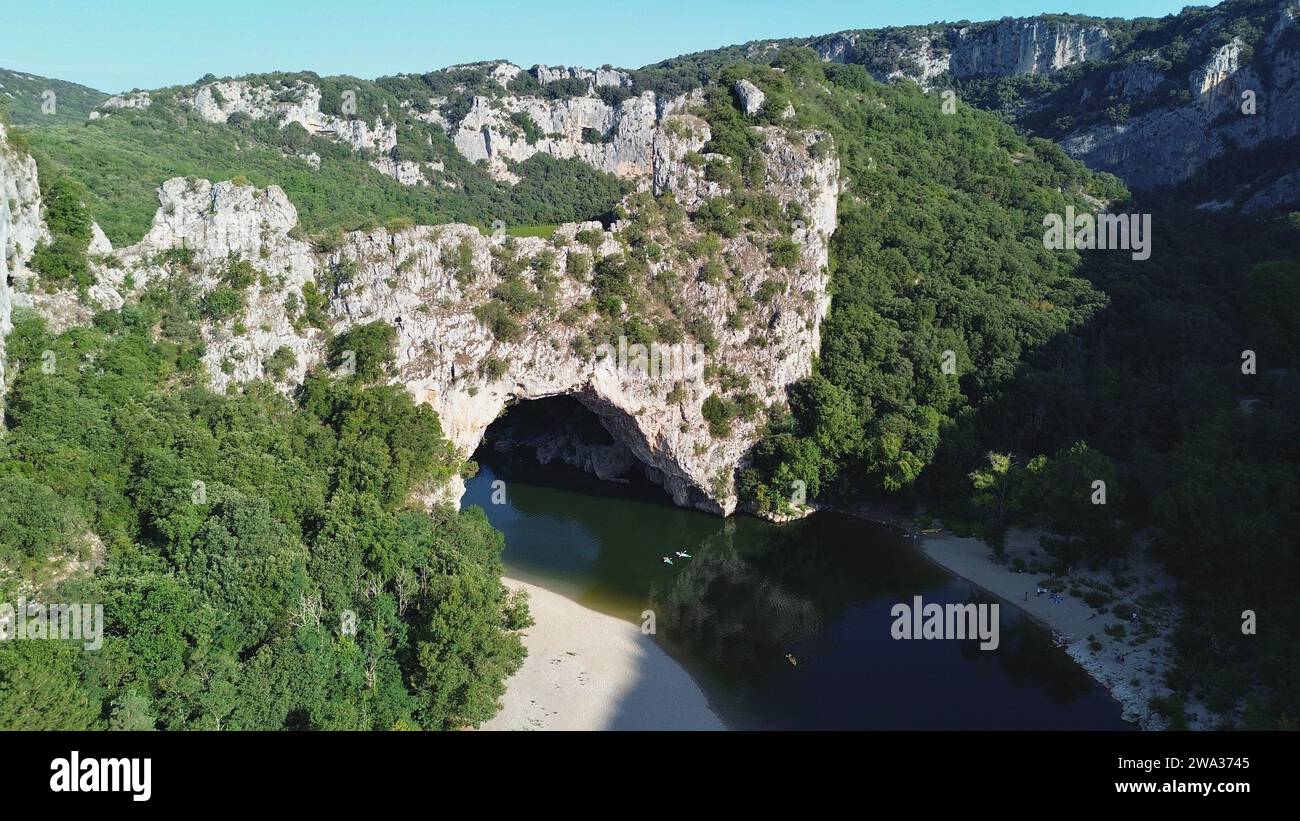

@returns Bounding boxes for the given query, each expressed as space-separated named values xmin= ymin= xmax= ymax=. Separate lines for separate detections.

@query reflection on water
xmin=466 ymin=453 xmax=1130 ymax=730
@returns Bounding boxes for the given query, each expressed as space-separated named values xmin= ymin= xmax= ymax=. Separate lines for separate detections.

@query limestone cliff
xmin=799 ymin=2 xmax=1300 ymax=203
xmin=808 ymin=18 xmax=1112 ymax=86
xmin=0 ymin=123 xmax=49 ymax=418
xmin=47 ymin=115 xmax=838 ymax=516
xmin=179 ymin=79 xmax=397 ymax=155
xmin=1062 ymin=5 xmax=1300 ymax=197
xmin=436 ymin=65 xmax=711 ymax=185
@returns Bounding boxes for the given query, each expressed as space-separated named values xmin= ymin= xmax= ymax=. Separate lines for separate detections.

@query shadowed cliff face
xmin=1062 ymin=12 xmax=1300 ymax=201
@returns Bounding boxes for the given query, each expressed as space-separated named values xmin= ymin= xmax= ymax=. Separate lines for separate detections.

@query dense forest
xmin=0 ymin=294 xmax=530 ymax=728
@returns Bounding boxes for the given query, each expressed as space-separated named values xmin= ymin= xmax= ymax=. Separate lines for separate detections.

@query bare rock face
xmin=0 ymin=124 xmax=47 ymax=272
xmin=733 ymin=80 xmax=766 ymax=117
xmin=89 ymin=91 xmax=152 ymax=119
xmin=184 ymin=80 xmax=397 ymax=155
xmin=369 ymin=157 xmax=434 ymax=186
xmin=450 ymin=88 xmax=672 ymax=183
xmin=435 ymin=65 xmax=720 ymax=186
xmin=0 ymin=62 xmax=841 ymax=517
xmin=1243 ymin=168 xmax=1300 ymax=213
xmin=1062 ymin=9 xmax=1300 ymax=192
xmin=534 ymin=64 xmax=633 ymax=89
xmin=810 ymin=18 xmax=1112 ymax=86
xmin=334 ymin=126 xmax=839 ymax=514
xmin=116 ymin=177 xmax=324 ymax=390
xmin=60 ymin=116 xmax=838 ymax=516
xmin=88 ymin=222 xmax=113 ymax=255
xmin=489 ymin=62 xmax=523 ymax=88
xmin=0 ymin=124 xmax=50 ymax=416
xmin=1104 ymin=61 xmax=1167 ymax=99
xmin=946 ymin=20 xmax=1111 ymax=78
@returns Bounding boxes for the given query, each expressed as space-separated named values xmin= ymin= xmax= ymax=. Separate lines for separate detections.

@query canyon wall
xmin=14 ymin=111 xmax=838 ymax=515
xmin=1063 ymin=7 xmax=1300 ymax=197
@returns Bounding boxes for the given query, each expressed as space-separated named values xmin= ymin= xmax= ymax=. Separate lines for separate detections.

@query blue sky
xmin=5 ymin=0 xmax=1211 ymax=92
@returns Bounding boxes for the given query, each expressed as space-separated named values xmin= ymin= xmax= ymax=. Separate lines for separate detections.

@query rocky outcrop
xmin=534 ymin=64 xmax=633 ymax=89
xmin=88 ymin=91 xmax=152 ymax=119
xmin=0 ymin=124 xmax=50 ymax=419
xmin=1062 ymin=6 xmax=1300 ymax=193
xmin=946 ymin=20 xmax=1111 ymax=78
xmin=184 ymin=80 xmax=397 ymax=154
xmin=809 ymin=18 xmax=1112 ymax=85
xmin=88 ymin=222 xmax=112 ymax=255
xmin=733 ymin=80 xmax=766 ymax=117
xmin=1103 ymin=61 xmax=1167 ymax=99
xmin=115 ymin=177 xmax=324 ymax=389
xmin=1243 ymin=168 xmax=1300 ymax=213
xmin=0 ymin=125 xmax=47 ymax=270
xmin=369 ymin=157 xmax=436 ymax=186
xmin=483 ymin=402 xmax=641 ymax=483
xmin=490 ymin=62 xmax=523 ymax=88
xmin=66 ymin=117 xmax=839 ymax=515
xmin=800 ymin=3 xmax=1300 ymax=200
xmin=449 ymin=86 xmax=694 ymax=183
xmin=0 ymin=133 xmax=108 ymax=335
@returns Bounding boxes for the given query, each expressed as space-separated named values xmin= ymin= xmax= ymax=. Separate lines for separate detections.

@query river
xmin=465 ymin=448 xmax=1130 ymax=730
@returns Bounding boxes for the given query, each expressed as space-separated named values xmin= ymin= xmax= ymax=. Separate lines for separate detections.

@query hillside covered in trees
xmin=0 ymin=302 xmax=530 ymax=729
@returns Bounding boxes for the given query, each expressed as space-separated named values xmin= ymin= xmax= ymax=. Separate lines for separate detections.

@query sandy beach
xmin=915 ymin=527 xmax=1210 ymax=730
xmin=480 ymin=578 xmax=726 ymax=731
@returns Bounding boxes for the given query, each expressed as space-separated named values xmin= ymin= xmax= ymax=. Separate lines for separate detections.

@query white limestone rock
xmin=88 ymin=222 xmax=113 ymax=255
xmin=1062 ymin=12 xmax=1300 ymax=192
xmin=534 ymin=64 xmax=633 ymax=89
xmin=0 ymin=124 xmax=49 ymax=273
xmin=370 ymin=157 xmax=434 ymax=186
xmin=734 ymin=79 xmax=766 ymax=117
xmin=0 ymin=63 xmax=844 ymax=516
xmin=450 ymin=91 xmax=664 ymax=183
xmin=185 ymin=80 xmax=396 ymax=154
xmin=810 ymin=19 xmax=1111 ymax=87
xmin=99 ymin=91 xmax=152 ymax=111
xmin=490 ymin=62 xmax=523 ymax=88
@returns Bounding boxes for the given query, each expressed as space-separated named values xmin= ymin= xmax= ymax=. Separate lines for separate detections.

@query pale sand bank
xmin=916 ymin=527 xmax=1210 ymax=730
xmin=481 ymin=578 xmax=726 ymax=731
